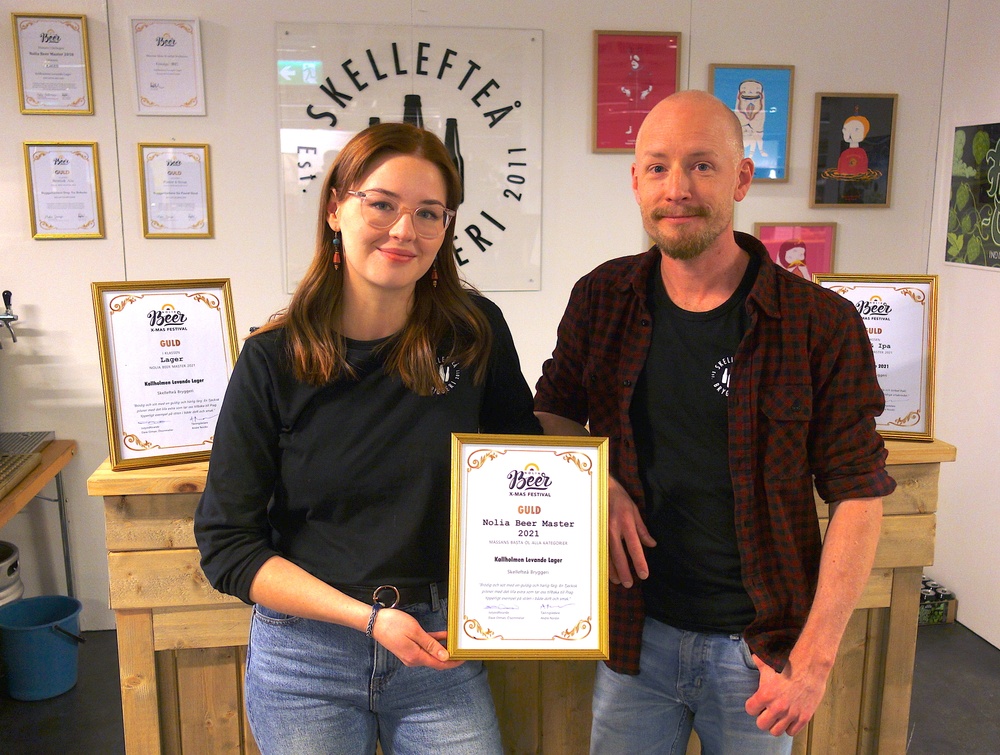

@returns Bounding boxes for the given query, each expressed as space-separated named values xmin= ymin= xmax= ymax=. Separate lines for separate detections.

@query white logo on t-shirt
xmin=711 ymin=356 xmax=734 ymax=397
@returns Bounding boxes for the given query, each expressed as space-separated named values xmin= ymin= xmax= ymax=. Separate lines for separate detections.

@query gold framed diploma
xmin=814 ymin=274 xmax=937 ymax=440
xmin=91 ymin=279 xmax=240 ymax=470
xmin=23 ymin=142 xmax=104 ymax=239
xmin=12 ymin=13 xmax=94 ymax=114
xmin=448 ymin=434 xmax=609 ymax=660
xmin=138 ymin=143 xmax=214 ymax=238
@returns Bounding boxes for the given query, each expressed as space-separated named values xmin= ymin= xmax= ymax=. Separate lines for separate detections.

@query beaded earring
xmin=431 ymin=262 xmax=438 ymax=288
xmin=332 ymin=232 xmax=342 ymax=271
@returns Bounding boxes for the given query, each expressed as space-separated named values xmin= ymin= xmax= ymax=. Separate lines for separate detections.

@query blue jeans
xmin=245 ymin=599 xmax=503 ymax=755
xmin=591 ymin=617 xmax=793 ymax=755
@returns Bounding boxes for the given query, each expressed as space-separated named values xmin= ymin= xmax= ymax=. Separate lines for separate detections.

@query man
xmin=534 ymin=91 xmax=895 ymax=753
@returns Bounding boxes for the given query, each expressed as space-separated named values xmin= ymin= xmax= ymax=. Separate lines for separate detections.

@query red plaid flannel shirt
xmin=534 ymin=233 xmax=896 ymax=674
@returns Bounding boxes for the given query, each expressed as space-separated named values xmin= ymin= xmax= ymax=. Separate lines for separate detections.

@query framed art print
xmin=710 ymin=64 xmax=794 ymax=181
xmin=593 ymin=30 xmax=680 ymax=153
xmin=754 ymin=222 xmax=836 ymax=278
xmin=946 ymin=122 xmax=1000 ymax=269
xmin=811 ymin=93 xmax=897 ymax=207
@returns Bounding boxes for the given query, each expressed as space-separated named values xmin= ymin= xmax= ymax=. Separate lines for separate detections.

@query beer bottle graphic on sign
xmin=445 ymin=118 xmax=466 ymax=204
xmin=403 ymin=95 xmax=423 ymax=128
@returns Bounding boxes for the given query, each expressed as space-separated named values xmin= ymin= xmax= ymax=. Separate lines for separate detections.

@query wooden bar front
xmin=88 ymin=439 xmax=955 ymax=754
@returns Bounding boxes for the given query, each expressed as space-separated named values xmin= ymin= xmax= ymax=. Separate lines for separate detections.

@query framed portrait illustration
xmin=709 ymin=64 xmax=794 ymax=181
xmin=138 ymin=143 xmax=213 ymax=237
xmin=813 ymin=274 xmax=937 ymax=440
xmin=12 ymin=13 xmax=93 ymax=114
xmin=811 ymin=93 xmax=898 ymax=207
xmin=593 ymin=30 xmax=681 ymax=153
xmin=91 ymin=279 xmax=240 ymax=470
xmin=754 ymin=222 xmax=836 ymax=278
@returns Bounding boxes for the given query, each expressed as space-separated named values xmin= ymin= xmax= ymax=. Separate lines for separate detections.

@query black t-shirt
xmin=631 ymin=253 xmax=760 ymax=633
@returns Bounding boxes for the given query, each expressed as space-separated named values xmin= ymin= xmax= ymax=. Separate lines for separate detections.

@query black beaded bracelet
xmin=365 ymin=603 xmax=382 ymax=638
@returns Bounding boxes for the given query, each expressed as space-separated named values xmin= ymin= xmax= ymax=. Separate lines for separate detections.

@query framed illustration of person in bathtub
xmin=709 ymin=64 xmax=794 ymax=182
xmin=754 ymin=222 xmax=837 ymax=279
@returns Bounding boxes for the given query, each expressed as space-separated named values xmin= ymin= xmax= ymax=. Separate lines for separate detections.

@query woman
xmin=195 ymin=122 xmax=540 ymax=754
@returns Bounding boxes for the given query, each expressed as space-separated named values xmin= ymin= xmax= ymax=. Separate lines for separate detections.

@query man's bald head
xmin=636 ymin=90 xmax=745 ymax=166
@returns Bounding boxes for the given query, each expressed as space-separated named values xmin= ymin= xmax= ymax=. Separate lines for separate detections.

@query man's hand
xmin=608 ymin=476 xmax=655 ymax=587
xmin=744 ymin=654 xmax=828 ymax=737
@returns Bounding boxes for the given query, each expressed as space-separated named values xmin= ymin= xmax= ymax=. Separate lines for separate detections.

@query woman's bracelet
xmin=365 ymin=603 xmax=382 ymax=638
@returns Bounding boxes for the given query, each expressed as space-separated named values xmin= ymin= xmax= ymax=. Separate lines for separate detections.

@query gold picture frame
xmin=23 ymin=142 xmax=104 ymax=239
xmin=138 ymin=143 xmax=214 ymax=238
xmin=813 ymin=274 xmax=937 ymax=440
xmin=91 ymin=279 xmax=240 ymax=470
xmin=12 ymin=13 xmax=94 ymax=114
xmin=448 ymin=433 xmax=609 ymax=660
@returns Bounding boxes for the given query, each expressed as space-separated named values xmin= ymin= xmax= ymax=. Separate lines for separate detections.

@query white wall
xmin=925 ymin=0 xmax=1000 ymax=649
xmin=0 ymin=0 xmax=964 ymax=633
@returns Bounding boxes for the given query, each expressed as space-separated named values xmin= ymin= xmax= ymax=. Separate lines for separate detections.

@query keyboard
xmin=0 ymin=452 xmax=42 ymax=500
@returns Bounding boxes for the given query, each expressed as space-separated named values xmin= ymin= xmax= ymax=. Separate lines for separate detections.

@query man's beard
xmin=643 ymin=205 xmax=728 ymax=261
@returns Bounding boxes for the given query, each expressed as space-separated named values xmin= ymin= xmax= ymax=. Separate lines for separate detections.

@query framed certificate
xmin=814 ymin=274 xmax=937 ymax=440
xmin=23 ymin=142 xmax=104 ymax=239
xmin=448 ymin=434 xmax=609 ymax=660
xmin=138 ymin=143 xmax=214 ymax=237
xmin=12 ymin=13 xmax=93 ymax=114
xmin=130 ymin=18 xmax=206 ymax=115
xmin=91 ymin=279 xmax=240 ymax=470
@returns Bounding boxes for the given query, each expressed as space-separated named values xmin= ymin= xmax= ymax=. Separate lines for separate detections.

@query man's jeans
xmin=591 ymin=617 xmax=794 ymax=755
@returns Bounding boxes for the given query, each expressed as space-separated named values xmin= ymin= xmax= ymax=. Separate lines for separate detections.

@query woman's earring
xmin=431 ymin=261 xmax=438 ymax=288
xmin=332 ymin=232 xmax=342 ymax=271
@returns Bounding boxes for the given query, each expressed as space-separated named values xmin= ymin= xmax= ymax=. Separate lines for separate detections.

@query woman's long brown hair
xmin=253 ymin=122 xmax=491 ymax=394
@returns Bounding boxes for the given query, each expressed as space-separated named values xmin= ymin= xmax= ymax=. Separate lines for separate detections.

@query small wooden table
xmin=0 ymin=439 xmax=77 ymax=596
xmin=89 ymin=439 xmax=955 ymax=755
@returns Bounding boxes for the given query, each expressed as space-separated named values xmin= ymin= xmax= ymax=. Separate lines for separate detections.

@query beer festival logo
xmin=277 ymin=24 xmax=543 ymax=293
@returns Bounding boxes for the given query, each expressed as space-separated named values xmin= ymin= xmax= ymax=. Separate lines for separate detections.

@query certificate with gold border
xmin=814 ymin=274 xmax=937 ymax=441
xmin=448 ymin=434 xmax=608 ymax=660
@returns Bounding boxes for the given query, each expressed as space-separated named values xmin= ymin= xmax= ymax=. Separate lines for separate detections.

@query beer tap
xmin=0 ymin=290 xmax=18 ymax=347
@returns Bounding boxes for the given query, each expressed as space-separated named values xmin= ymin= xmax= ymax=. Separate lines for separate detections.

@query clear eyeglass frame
xmin=346 ymin=189 xmax=456 ymax=239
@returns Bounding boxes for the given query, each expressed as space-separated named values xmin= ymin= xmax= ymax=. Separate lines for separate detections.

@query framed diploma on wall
xmin=138 ymin=143 xmax=213 ymax=237
xmin=814 ymin=274 xmax=937 ymax=440
xmin=91 ymin=279 xmax=240 ymax=470
xmin=23 ymin=142 xmax=104 ymax=239
xmin=448 ymin=434 xmax=609 ymax=660
xmin=130 ymin=18 xmax=206 ymax=115
xmin=12 ymin=13 xmax=94 ymax=114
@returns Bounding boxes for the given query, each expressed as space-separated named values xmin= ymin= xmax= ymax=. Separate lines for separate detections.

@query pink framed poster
xmin=754 ymin=222 xmax=837 ymax=279
xmin=593 ymin=31 xmax=680 ymax=153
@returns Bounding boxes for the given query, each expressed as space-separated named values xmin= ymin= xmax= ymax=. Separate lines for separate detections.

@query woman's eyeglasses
xmin=346 ymin=190 xmax=455 ymax=239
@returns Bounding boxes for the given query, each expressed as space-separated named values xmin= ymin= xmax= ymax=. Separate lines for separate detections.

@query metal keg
xmin=0 ymin=541 xmax=24 ymax=607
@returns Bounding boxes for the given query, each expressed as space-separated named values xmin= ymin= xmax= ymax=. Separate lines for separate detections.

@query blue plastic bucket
xmin=0 ymin=595 xmax=84 ymax=701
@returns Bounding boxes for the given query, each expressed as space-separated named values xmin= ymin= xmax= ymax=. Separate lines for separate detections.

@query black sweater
xmin=195 ymin=296 xmax=541 ymax=604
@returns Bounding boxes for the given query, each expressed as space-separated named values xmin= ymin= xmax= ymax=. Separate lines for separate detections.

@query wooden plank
xmin=176 ymin=646 xmax=243 ymax=753
xmin=856 ymin=569 xmax=892 ymax=610
xmin=104 ymin=493 xmax=200 ymax=551
xmin=540 ymin=661 xmax=594 ymax=753
xmin=88 ymin=457 xmax=209 ymax=496
xmin=883 ymin=438 xmax=956 ymax=465
xmin=819 ymin=514 xmax=935 ymax=569
xmin=0 ymin=439 xmax=77 ymax=529
xmin=115 ymin=609 xmax=162 ymax=755
xmin=877 ymin=567 xmax=923 ymax=752
xmin=155 ymin=650 xmax=182 ymax=755
xmin=857 ymin=607 xmax=888 ymax=754
xmin=153 ymin=604 xmax=252 ymax=650
xmin=109 ymin=548 xmax=243 ymax=610
xmin=813 ymin=610 xmax=867 ymax=753
xmin=238 ymin=646 xmax=262 ymax=755
xmin=487 ymin=660 xmax=541 ymax=754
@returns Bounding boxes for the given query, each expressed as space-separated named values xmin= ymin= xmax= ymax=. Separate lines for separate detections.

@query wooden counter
xmin=88 ymin=438 xmax=955 ymax=754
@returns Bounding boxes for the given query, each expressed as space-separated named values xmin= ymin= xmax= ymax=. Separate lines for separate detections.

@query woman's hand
xmin=370 ymin=607 xmax=464 ymax=670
